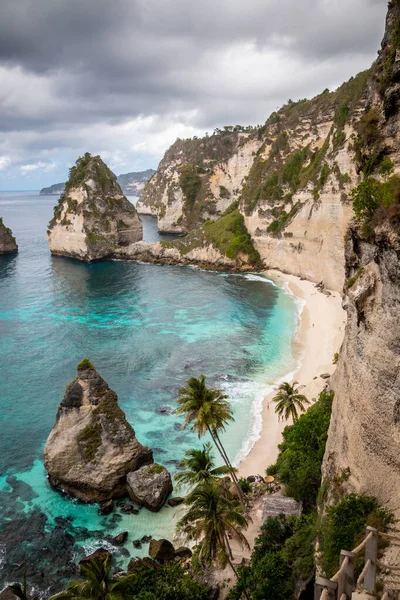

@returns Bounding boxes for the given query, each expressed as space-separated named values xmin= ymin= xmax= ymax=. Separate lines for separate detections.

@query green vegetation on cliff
xmin=267 ymin=389 xmax=333 ymax=508
xmin=172 ymin=208 xmax=262 ymax=267
xmin=240 ymin=69 xmax=369 ymax=236
xmin=319 ymin=494 xmax=392 ymax=578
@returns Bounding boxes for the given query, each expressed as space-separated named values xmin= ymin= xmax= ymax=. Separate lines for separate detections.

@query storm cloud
xmin=0 ymin=0 xmax=387 ymax=188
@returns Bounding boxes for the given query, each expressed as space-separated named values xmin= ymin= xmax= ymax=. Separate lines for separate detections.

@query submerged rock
xmin=47 ymin=153 xmax=142 ymax=261
xmin=112 ymin=531 xmax=128 ymax=546
xmin=0 ymin=217 xmax=18 ymax=254
xmin=44 ymin=359 xmax=153 ymax=502
xmin=99 ymin=499 xmax=113 ymax=515
xmin=126 ymin=463 xmax=173 ymax=512
xmin=167 ymin=496 xmax=184 ymax=507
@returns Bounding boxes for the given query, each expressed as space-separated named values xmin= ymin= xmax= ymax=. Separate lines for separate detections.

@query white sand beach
xmin=238 ymin=270 xmax=347 ymax=479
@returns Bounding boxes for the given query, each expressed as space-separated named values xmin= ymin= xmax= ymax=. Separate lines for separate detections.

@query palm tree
xmin=177 ymin=479 xmax=250 ymax=577
xmin=9 ymin=573 xmax=38 ymax=600
xmin=49 ymin=555 xmax=125 ymax=600
xmin=272 ymin=381 xmax=309 ymax=422
xmin=176 ymin=375 xmax=245 ymax=508
xmin=175 ymin=443 xmax=235 ymax=489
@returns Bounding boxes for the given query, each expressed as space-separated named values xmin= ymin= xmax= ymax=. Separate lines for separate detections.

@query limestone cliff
xmin=137 ymin=129 xmax=261 ymax=234
xmin=0 ymin=218 xmax=17 ymax=254
xmin=137 ymin=90 xmax=371 ymax=289
xmin=137 ymin=50 xmax=383 ymax=289
xmin=44 ymin=359 xmax=153 ymax=502
xmin=47 ymin=153 xmax=143 ymax=261
xmin=322 ymin=0 xmax=400 ymax=516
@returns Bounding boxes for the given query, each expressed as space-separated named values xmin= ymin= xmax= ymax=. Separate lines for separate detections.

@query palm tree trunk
xmin=213 ymin=429 xmax=246 ymax=509
xmin=224 ymin=532 xmax=234 ymax=560
xmin=206 ymin=425 xmax=246 ymax=511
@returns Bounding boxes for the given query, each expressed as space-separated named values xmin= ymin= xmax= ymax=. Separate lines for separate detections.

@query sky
xmin=0 ymin=0 xmax=388 ymax=190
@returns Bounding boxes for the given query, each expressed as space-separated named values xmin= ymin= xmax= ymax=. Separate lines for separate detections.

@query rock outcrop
xmin=148 ymin=538 xmax=176 ymax=562
xmin=44 ymin=359 xmax=153 ymax=502
xmin=0 ymin=218 xmax=17 ymax=254
xmin=126 ymin=463 xmax=173 ymax=511
xmin=47 ymin=153 xmax=143 ymax=261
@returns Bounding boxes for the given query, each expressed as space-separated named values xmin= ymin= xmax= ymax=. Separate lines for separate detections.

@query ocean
xmin=0 ymin=191 xmax=300 ymax=595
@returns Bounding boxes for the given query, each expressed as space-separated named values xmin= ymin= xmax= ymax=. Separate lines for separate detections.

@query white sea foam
xmin=243 ymin=273 xmax=277 ymax=286
xmin=219 ymin=275 xmax=306 ymax=468
xmin=0 ymin=543 xmax=5 ymax=572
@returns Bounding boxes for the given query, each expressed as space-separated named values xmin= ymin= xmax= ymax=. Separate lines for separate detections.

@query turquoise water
xmin=0 ymin=192 xmax=299 ymax=594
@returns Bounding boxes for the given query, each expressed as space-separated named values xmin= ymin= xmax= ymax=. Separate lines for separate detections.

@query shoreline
xmin=237 ymin=270 xmax=347 ymax=479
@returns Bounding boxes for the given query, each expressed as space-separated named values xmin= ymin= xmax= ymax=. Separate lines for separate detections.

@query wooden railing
xmin=314 ymin=526 xmax=399 ymax=599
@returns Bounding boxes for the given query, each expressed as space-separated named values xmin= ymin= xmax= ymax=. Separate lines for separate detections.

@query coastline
xmin=238 ymin=270 xmax=347 ymax=479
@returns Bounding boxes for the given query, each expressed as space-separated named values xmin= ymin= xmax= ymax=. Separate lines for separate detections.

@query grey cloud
xmin=0 ymin=0 xmax=389 ymax=186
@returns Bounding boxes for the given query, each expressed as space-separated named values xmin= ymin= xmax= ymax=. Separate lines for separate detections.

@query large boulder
xmin=0 ymin=218 xmax=17 ymax=254
xmin=47 ymin=153 xmax=143 ymax=261
xmin=126 ymin=464 xmax=173 ymax=512
xmin=148 ymin=539 xmax=175 ymax=562
xmin=44 ymin=360 xmax=153 ymax=502
xmin=0 ymin=589 xmax=20 ymax=600
xmin=79 ymin=548 xmax=111 ymax=570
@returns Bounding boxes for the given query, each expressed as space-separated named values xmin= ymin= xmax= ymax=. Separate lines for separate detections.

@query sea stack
xmin=47 ymin=153 xmax=143 ymax=261
xmin=44 ymin=359 xmax=155 ymax=502
xmin=0 ymin=218 xmax=18 ymax=254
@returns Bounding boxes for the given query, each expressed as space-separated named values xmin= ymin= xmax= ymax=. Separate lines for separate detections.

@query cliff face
xmin=323 ymin=0 xmax=400 ymax=515
xmin=137 ymin=129 xmax=261 ymax=234
xmin=138 ymin=83 xmax=371 ymax=289
xmin=323 ymin=222 xmax=400 ymax=513
xmin=47 ymin=153 xmax=143 ymax=261
xmin=44 ymin=360 xmax=153 ymax=502
xmin=0 ymin=218 xmax=18 ymax=254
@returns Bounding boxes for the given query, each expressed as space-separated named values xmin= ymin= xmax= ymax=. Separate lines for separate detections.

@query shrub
xmin=282 ymin=148 xmax=309 ymax=190
xmin=201 ymin=209 xmax=262 ymax=267
xmin=77 ymin=358 xmax=95 ymax=371
xmin=238 ymin=477 xmax=252 ymax=494
xmin=147 ymin=464 xmax=165 ymax=475
xmin=228 ymin=513 xmax=316 ymax=600
xmin=266 ymin=389 xmax=333 ymax=509
xmin=178 ymin=164 xmax=202 ymax=207
xmin=350 ymin=178 xmax=381 ymax=223
xmin=345 ymin=267 xmax=364 ymax=289
xmin=219 ymin=185 xmax=231 ymax=199
xmin=267 ymin=202 xmax=302 ymax=237
xmin=117 ymin=561 xmax=210 ymax=600
xmin=379 ymin=156 xmax=394 ymax=178
xmin=319 ymin=493 xmax=393 ymax=578
xmin=350 ymin=175 xmax=400 ymax=225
